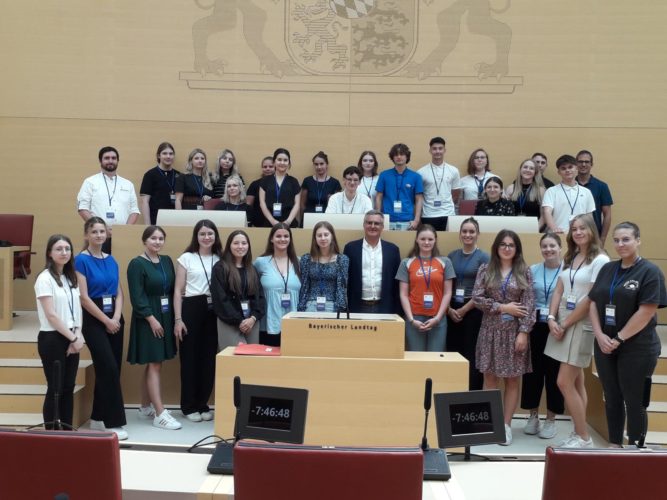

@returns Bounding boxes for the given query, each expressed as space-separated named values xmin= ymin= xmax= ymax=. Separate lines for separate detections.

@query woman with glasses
xmin=325 ymin=166 xmax=373 ymax=214
xmin=460 ymin=148 xmax=496 ymax=201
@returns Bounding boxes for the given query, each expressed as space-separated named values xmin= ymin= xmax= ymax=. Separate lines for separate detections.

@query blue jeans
xmin=405 ymin=314 xmax=447 ymax=352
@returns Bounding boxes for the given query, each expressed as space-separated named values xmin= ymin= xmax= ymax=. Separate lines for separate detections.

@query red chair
xmin=0 ymin=214 xmax=35 ymax=279
xmin=459 ymin=200 xmax=478 ymax=216
xmin=203 ymin=198 xmax=223 ymax=210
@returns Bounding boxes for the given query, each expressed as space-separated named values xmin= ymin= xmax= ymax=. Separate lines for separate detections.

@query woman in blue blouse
xmin=254 ymin=223 xmax=301 ymax=346
xmin=75 ymin=217 xmax=127 ymax=440
xmin=298 ymin=221 xmax=349 ymax=313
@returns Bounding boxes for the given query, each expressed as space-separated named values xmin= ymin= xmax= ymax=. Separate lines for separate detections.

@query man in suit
xmin=344 ymin=210 xmax=402 ymax=314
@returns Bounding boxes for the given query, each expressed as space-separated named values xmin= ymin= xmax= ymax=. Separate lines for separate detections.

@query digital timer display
xmin=247 ymin=396 xmax=294 ymax=431
xmin=449 ymin=401 xmax=493 ymax=435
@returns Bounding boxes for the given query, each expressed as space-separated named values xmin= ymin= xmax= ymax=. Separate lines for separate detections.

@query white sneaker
xmin=90 ymin=419 xmax=129 ymax=441
xmin=109 ymin=427 xmax=129 ymax=441
xmin=89 ymin=419 xmax=106 ymax=431
xmin=153 ymin=409 xmax=182 ymax=430
xmin=200 ymin=411 xmax=213 ymax=421
xmin=559 ymin=433 xmax=593 ymax=448
xmin=524 ymin=414 xmax=541 ymax=435
xmin=185 ymin=412 xmax=202 ymax=422
xmin=539 ymin=419 xmax=557 ymax=439
xmin=138 ymin=404 xmax=156 ymax=418
xmin=500 ymin=424 xmax=512 ymax=446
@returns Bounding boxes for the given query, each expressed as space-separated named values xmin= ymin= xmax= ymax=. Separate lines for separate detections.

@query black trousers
xmin=594 ymin=332 xmax=661 ymax=445
xmin=260 ymin=331 xmax=281 ymax=347
xmin=421 ymin=216 xmax=448 ymax=232
xmin=81 ymin=300 xmax=126 ymax=427
xmin=37 ymin=331 xmax=79 ymax=429
xmin=446 ymin=302 xmax=484 ymax=390
xmin=180 ymin=295 xmax=218 ymax=415
xmin=521 ymin=322 xmax=564 ymax=414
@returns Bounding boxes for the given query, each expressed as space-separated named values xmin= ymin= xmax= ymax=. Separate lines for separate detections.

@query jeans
xmin=405 ymin=314 xmax=446 ymax=352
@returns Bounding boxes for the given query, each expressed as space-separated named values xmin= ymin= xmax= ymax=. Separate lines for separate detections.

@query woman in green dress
xmin=127 ymin=225 xmax=181 ymax=430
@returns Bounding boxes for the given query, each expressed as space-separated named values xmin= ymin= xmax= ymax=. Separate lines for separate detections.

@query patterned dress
xmin=473 ymin=264 xmax=535 ymax=377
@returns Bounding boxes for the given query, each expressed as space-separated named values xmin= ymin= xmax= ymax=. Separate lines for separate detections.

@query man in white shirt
xmin=418 ymin=137 xmax=461 ymax=231
xmin=542 ymin=154 xmax=595 ymax=234
xmin=325 ymin=166 xmax=373 ymax=214
xmin=77 ymin=146 xmax=140 ymax=252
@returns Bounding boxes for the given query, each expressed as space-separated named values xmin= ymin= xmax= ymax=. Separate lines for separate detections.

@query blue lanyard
xmin=568 ymin=256 xmax=585 ymax=288
xmin=501 ymin=271 xmax=513 ymax=301
xmin=274 ymin=176 xmax=283 ymax=201
xmin=271 ymin=257 xmax=290 ymax=294
xmin=315 ymin=178 xmax=327 ymax=205
xmin=560 ymin=183 xmax=580 ymax=215
xmin=419 ymin=257 xmax=432 ymax=291
xmin=475 ymin=175 xmax=485 ymax=197
xmin=63 ymin=278 xmax=76 ymax=324
xmin=518 ymin=185 xmax=531 ymax=212
xmin=394 ymin=169 xmax=405 ymax=199
xmin=156 ymin=166 xmax=175 ymax=193
xmin=454 ymin=249 xmax=477 ymax=282
xmin=362 ymin=176 xmax=375 ymax=198
xmin=430 ymin=164 xmax=446 ymax=197
xmin=192 ymin=175 xmax=204 ymax=199
xmin=146 ymin=253 xmax=169 ymax=295
xmin=102 ymin=173 xmax=117 ymax=207
xmin=608 ymin=258 xmax=639 ymax=302
xmin=542 ymin=262 xmax=561 ymax=304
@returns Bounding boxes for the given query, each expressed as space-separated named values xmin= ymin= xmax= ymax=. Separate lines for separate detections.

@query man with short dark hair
xmin=77 ymin=146 xmax=140 ymax=253
xmin=344 ymin=210 xmax=401 ymax=314
xmin=576 ymin=150 xmax=613 ymax=246
xmin=542 ymin=155 xmax=595 ymax=234
xmin=418 ymin=137 xmax=461 ymax=231
xmin=532 ymin=152 xmax=554 ymax=188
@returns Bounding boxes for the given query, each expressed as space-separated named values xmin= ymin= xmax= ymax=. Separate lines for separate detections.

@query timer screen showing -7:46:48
xmin=449 ymin=401 xmax=494 ymax=435
xmin=248 ymin=396 xmax=294 ymax=431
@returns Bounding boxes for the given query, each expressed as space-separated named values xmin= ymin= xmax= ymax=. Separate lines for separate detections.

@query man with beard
xmin=77 ymin=146 xmax=140 ymax=253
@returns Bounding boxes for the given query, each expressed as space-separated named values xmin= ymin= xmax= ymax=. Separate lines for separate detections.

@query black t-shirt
xmin=246 ymin=178 xmax=263 ymax=227
xmin=257 ymin=175 xmax=301 ymax=227
xmin=589 ymin=259 xmax=667 ymax=341
xmin=140 ymin=166 xmax=182 ymax=224
xmin=300 ymin=176 xmax=342 ymax=213
xmin=175 ymin=174 xmax=214 ymax=210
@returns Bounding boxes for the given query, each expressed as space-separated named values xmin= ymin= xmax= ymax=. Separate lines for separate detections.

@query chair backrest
xmin=0 ymin=428 xmax=122 ymax=500
xmin=459 ymin=199 xmax=478 ymax=215
xmin=0 ymin=214 xmax=34 ymax=278
xmin=234 ymin=440 xmax=424 ymax=500
xmin=203 ymin=198 xmax=223 ymax=210
xmin=542 ymin=446 xmax=667 ymax=500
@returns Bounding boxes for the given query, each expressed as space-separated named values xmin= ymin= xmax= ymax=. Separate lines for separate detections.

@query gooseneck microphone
xmin=421 ymin=378 xmax=433 ymax=451
xmin=233 ymin=376 xmax=241 ymax=442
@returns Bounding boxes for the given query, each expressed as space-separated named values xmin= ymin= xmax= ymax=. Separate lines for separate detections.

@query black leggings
xmin=521 ymin=322 xmax=564 ymax=414
xmin=38 ymin=331 xmax=79 ymax=428
xmin=446 ymin=303 xmax=483 ymax=390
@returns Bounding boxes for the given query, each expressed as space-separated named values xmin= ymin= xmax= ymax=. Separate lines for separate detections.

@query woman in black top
xmin=300 ymin=151 xmax=341 ymax=218
xmin=214 ymin=174 xmax=250 ymax=214
xmin=211 ymin=149 xmax=245 ymax=199
xmin=475 ymin=176 xmax=515 ymax=216
xmin=175 ymin=148 xmax=214 ymax=210
xmin=505 ymin=159 xmax=545 ymax=224
xmin=139 ymin=142 xmax=181 ymax=225
xmin=258 ymin=148 xmax=301 ymax=228
xmin=589 ymin=221 xmax=666 ymax=446
xmin=246 ymin=156 xmax=275 ymax=227
xmin=211 ymin=230 xmax=266 ymax=349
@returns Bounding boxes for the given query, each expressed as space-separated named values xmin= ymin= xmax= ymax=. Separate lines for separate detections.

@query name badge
xmin=170 ymin=194 xmax=176 ymax=203
xmin=197 ymin=205 xmax=204 ymax=211
xmin=241 ymin=300 xmax=250 ymax=318
xmin=538 ymin=308 xmax=548 ymax=322
xmin=206 ymin=295 xmax=213 ymax=310
xmin=434 ymin=200 xmax=442 ymax=207
xmin=315 ymin=205 xmax=323 ymax=213
xmin=501 ymin=313 xmax=514 ymax=322
xmin=566 ymin=294 xmax=577 ymax=310
xmin=393 ymin=200 xmax=402 ymax=213
xmin=605 ymin=304 xmax=616 ymax=326
xmin=316 ymin=296 xmax=327 ymax=311
xmin=280 ymin=293 xmax=291 ymax=308
xmin=454 ymin=288 xmax=465 ymax=303
xmin=273 ymin=203 xmax=282 ymax=217
xmin=423 ymin=293 xmax=434 ymax=309
xmin=102 ymin=295 xmax=113 ymax=313
xmin=106 ymin=211 xmax=115 ymax=220
xmin=160 ymin=296 xmax=169 ymax=312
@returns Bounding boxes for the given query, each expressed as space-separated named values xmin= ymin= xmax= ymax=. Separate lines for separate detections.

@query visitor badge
xmin=501 ymin=313 xmax=514 ymax=322
xmin=454 ymin=288 xmax=465 ymax=303
xmin=316 ymin=296 xmax=326 ymax=311
xmin=538 ymin=308 xmax=548 ymax=322
xmin=315 ymin=205 xmax=323 ymax=213
xmin=160 ymin=296 xmax=169 ymax=312
xmin=197 ymin=205 xmax=203 ymax=211
xmin=393 ymin=200 xmax=402 ymax=213
xmin=280 ymin=293 xmax=291 ymax=308
xmin=273 ymin=202 xmax=282 ymax=217
xmin=206 ymin=295 xmax=213 ymax=310
xmin=105 ymin=211 xmax=115 ymax=220
xmin=241 ymin=300 xmax=250 ymax=318
xmin=434 ymin=200 xmax=442 ymax=207
xmin=566 ymin=294 xmax=577 ymax=310
xmin=605 ymin=304 xmax=616 ymax=326
xmin=102 ymin=295 xmax=113 ymax=313
xmin=170 ymin=194 xmax=176 ymax=203
xmin=423 ymin=293 xmax=434 ymax=309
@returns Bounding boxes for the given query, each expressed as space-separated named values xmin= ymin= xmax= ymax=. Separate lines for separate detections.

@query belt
xmin=361 ymin=299 xmax=381 ymax=305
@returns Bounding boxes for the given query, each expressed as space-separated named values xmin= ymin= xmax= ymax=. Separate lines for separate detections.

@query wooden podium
xmin=0 ymin=246 xmax=29 ymax=331
xmin=214 ymin=313 xmax=468 ymax=446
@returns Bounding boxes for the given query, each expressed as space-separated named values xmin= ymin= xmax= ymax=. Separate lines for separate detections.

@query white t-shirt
xmin=359 ymin=176 xmax=379 ymax=207
xmin=459 ymin=172 xmax=498 ymax=201
xmin=542 ymin=183 xmax=595 ymax=232
xmin=418 ymin=162 xmax=461 ymax=217
xmin=177 ymin=252 xmax=220 ymax=297
xmin=325 ymin=191 xmax=373 ymax=214
xmin=34 ymin=269 xmax=82 ymax=331
xmin=76 ymin=172 xmax=140 ymax=226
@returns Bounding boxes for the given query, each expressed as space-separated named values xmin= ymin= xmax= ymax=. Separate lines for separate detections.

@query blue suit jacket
xmin=343 ymin=238 xmax=401 ymax=315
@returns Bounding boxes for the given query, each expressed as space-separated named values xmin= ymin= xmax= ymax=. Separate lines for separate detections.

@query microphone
xmin=638 ymin=376 xmax=652 ymax=448
xmin=421 ymin=378 xmax=432 ymax=451
xmin=232 ymin=376 xmax=241 ymax=441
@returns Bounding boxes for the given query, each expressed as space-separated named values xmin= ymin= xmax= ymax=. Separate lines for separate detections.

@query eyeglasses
xmin=577 ymin=160 xmax=592 ymax=165
xmin=533 ymin=160 xmax=546 ymax=165
xmin=364 ymin=220 xmax=383 ymax=227
xmin=53 ymin=247 xmax=72 ymax=254
xmin=499 ymin=243 xmax=516 ymax=249
xmin=345 ymin=178 xmax=360 ymax=183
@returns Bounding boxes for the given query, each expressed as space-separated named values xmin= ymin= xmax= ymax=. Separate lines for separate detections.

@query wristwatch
xmin=546 ymin=314 xmax=557 ymax=322
xmin=613 ymin=334 xmax=625 ymax=344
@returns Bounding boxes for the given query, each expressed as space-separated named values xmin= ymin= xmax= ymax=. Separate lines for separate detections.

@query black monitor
xmin=237 ymin=384 xmax=309 ymax=444
xmin=434 ymin=389 xmax=505 ymax=448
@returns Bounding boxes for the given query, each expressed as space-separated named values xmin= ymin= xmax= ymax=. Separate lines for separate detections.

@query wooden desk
xmin=214 ymin=349 xmax=468 ymax=447
xmin=0 ymin=246 xmax=29 ymax=331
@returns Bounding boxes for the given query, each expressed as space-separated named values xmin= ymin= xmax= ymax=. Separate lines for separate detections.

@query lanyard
xmin=518 ymin=184 xmax=531 ymax=212
xmin=568 ymin=256 xmax=585 ymax=289
xmin=197 ymin=252 xmax=213 ymax=293
xmin=560 ymin=183 xmax=580 ymax=215
xmin=145 ymin=252 xmax=169 ymax=295
xmin=542 ymin=262 xmax=561 ymax=304
xmin=315 ymin=177 xmax=327 ymax=205
xmin=608 ymin=258 xmax=639 ymax=302
xmin=156 ymin=166 xmax=176 ymax=193
xmin=419 ymin=257 xmax=432 ymax=291
xmin=501 ymin=271 xmax=513 ymax=301
xmin=192 ymin=175 xmax=204 ymax=199
xmin=102 ymin=173 xmax=117 ymax=207
xmin=430 ymin=164 xmax=446 ymax=197
xmin=342 ymin=193 xmax=358 ymax=213
xmin=362 ymin=176 xmax=375 ymax=198
xmin=454 ymin=248 xmax=477 ymax=282
xmin=394 ymin=169 xmax=405 ymax=200
xmin=274 ymin=175 xmax=283 ymax=201
xmin=475 ymin=175 xmax=485 ymax=197
xmin=271 ymin=256 xmax=290 ymax=293
xmin=63 ymin=277 xmax=76 ymax=324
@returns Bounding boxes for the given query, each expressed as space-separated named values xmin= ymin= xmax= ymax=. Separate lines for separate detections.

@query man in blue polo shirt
xmin=375 ymin=143 xmax=424 ymax=230
xmin=576 ymin=150 xmax=613 ymax=247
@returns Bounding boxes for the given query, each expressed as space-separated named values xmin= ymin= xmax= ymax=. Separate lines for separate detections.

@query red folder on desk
xmin=234 ymin=344 xmax=281 ymax=356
